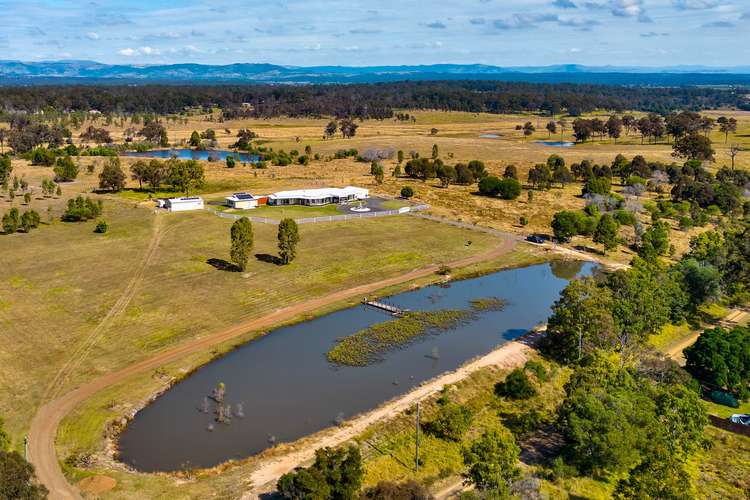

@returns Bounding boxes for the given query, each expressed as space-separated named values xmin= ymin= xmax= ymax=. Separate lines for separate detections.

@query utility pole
xmin=415 ymin=401 xmax=420 ymax=473
xmin=24 ymin=435 xmax=28 ymax=461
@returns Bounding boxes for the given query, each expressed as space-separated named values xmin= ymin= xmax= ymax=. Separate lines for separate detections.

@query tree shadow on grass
xmin=255 ymin=253 xmax=282 ymax=265
xmin=207 ymin=258 xmax=241 ymax=272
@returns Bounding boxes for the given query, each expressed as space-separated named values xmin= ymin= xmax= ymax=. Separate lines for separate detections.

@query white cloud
xmin=673 ymin=0 xmax=720 ymax=10
xmin=117 ymin=46 xmax=160 ymax=56
xmin=85 ymin=32 xmax=100 ymax=40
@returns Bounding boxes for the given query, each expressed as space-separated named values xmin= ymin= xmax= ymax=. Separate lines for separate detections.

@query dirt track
xmin=29 ymin=238 xmax=518 ymax=500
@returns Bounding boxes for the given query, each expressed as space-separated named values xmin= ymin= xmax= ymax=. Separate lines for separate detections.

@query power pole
xmin=24 ymin=435 xmax=28 ymax=460
xmin=415 ymin=401 xmax=420 ymax=473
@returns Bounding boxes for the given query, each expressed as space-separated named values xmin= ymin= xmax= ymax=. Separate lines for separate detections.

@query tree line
xmin=1 ymin=81 xmax=746 ymax=119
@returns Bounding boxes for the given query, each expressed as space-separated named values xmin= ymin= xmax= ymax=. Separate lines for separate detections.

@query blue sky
xmin=1 ymin=0 xmax=748 ymax=67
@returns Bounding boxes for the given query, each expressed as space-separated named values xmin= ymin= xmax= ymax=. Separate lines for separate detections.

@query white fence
xmin=207 ymin=204 xmax=430 ymax=225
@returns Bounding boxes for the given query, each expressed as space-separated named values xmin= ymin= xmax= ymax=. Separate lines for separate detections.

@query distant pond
xmin=536 ymin=141 xmax=575 ymax=148
xmin=122 ymin=148 xmax=260 ymax=162
xmin=117 ymin=261 xmax=595 ymax=472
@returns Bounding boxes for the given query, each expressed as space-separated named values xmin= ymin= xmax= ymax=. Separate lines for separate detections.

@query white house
xmin=267 ymin=186 xmax=369 ymax=207
xmin=225 ymin=193 xmax=268 ymax=210
xmin=164 ymin=197 xmax=204 ymax=212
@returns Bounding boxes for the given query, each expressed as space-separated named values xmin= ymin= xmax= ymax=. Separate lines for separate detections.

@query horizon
xmin=2 ymin=1 xmax=749 ymax=67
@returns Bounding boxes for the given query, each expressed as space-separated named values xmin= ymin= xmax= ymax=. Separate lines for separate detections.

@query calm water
xmin=122 ymin=149 xmax=260 ymax=162
xmin=479 ymin=134 xmax=501 ymax=139
xmin=537 ymin=141 xmax=575 ymax=148
xmin=118 ymin=261 xmax=594 ymax=472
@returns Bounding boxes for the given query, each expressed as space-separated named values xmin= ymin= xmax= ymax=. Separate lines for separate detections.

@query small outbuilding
xmin=164 ymin=197 xmax=204 ymax=212
xmin=225 ymin=193 xmax=267 ymax=210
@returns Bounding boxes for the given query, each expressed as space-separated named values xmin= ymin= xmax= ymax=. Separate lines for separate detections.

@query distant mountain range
xmin=2 ymin=60 xmax=750 ymax=85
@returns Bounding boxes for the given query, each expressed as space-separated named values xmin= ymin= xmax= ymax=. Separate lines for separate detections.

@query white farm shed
xmin=225 ymin=193 xmax=259 ymax=210
xmin=164 ymin=197 xmax=204 ymax=212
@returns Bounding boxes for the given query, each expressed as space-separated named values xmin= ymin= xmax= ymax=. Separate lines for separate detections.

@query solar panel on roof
xmin=234 ymin=193 xmax=254 ymax=200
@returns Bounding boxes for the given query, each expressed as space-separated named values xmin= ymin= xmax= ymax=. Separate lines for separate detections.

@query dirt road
xmin=665 ymin=308 xmax=749 ymax=364
xmin=242 ymin=332 xmax=540 ymax=498
xmin=29 ymin=239 xmax=517 ymax=500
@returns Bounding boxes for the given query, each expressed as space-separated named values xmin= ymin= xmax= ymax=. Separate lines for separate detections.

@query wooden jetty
xmin=363 ymin=298 xmax=409 ymax=316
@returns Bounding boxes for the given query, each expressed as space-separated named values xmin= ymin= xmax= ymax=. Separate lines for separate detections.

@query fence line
xmin=206 ymin=204 xmax=430 ymax=225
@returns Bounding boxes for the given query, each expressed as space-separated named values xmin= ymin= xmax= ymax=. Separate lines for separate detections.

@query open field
xmin=0 ymin=162 xmax=504 ymax=445
xmin=35 ymin=107 xmax=747 ymax=266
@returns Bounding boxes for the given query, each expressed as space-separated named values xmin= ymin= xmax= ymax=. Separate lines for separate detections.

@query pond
xmin=479 ymin=134 xmax=501 ymax=139
xmin=536 ymin=141 xmax=575 ymax=148
xmin=117 ymin=261 xmax=594 ymax=472
xmin=122 ymin=148 xmax=260 ymax=162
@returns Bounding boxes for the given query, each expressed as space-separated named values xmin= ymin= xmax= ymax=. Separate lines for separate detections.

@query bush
xmin=519 ymin=216 xmax=529 ymax=226
xmin=524 ymin=360 xmax=548 ymax=382
xmin=614 ymin=209 xmax=637 ymax=226
xmin=94 ymin=219 xmax=108 ymax=233
xmin=495 ymin=368 xmax=537 ymax=399
xmin=400 ymin=186 xmax=414 ymax=199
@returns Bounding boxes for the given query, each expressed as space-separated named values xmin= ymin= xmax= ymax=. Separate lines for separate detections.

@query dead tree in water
xmin=210 ymin=382 xmax=226 ymax=403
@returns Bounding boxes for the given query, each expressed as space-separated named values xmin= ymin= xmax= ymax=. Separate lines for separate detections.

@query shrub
xmin=30 ymin=147 xmax=56 ymax=166
xmin=400 ymin=186 xmax=414 ymax=199
xmin=524 ymin=360 xmax=548 ymax=382
xmin=495 ymin=368 xmax=537 ymax=399
xmin=519 ymin=216 xmax=529 ymax=226
xmin=95 ymin=220 xmax=109 ymax=234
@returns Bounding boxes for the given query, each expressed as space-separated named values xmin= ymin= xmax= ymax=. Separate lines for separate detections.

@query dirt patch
xmin=77 ymin=475 xmax=117 ymax=495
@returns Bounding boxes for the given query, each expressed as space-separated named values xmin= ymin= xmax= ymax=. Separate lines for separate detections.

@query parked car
xmin=730 ymin=414 xmax=750 ymax=426
xmin=526 ymin=234 xmax=546 ymax=244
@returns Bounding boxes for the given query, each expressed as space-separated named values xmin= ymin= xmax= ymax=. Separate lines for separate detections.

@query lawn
xmin=234 ymin=203 xmax=342 ymax=219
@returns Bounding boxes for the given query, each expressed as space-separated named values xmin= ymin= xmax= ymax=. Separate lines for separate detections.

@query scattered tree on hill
xmin=230 ymin=217 xmax=253 ymax=272
xmin=546 ymin=121 xmax=557 ymax=137
xmin=167 ymin=159 xmax=204 ymax=196
xmin=593 ymin=214 xmax=620 ymax=253
xmin=98 ymin=157 xmax=126 ymax=192
xmin=527 ymin=164 xmax=552 ymax=190
xmin=400 ymin=186 xmax=414 ymax=199
xmin=53 ymin=156 xmax=79 ymax=182
xmin=80 ymin=125 xmax=112 ymax=144
xmin=2 ymin=208 xmax=20 ymax=234
xmin=20 ymin=210 xmax=40 ymax=233
xmin=522 ymin=121 xmax=535 ymax=139
xmin=672 ymin=133 xmax=715 ymax=162
xmin=139 ymin=120 xmax=169 ymax=146
xmin=339 ymin=118 xmax=359 ymax=138
xmin=277 ymin=218 xmax=300 ymax=265
xmin=189 ymin=130 xmax=201 ymax=147
xmin=324 ymin=121 xmax=338 ymax=139
xmin=503 ymin=165 xmax=518 ymax=180
xmin=638 ymin=222 xmax=670 ymax=261
xmin=717 ymin=116 xmax=737 ymax=143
